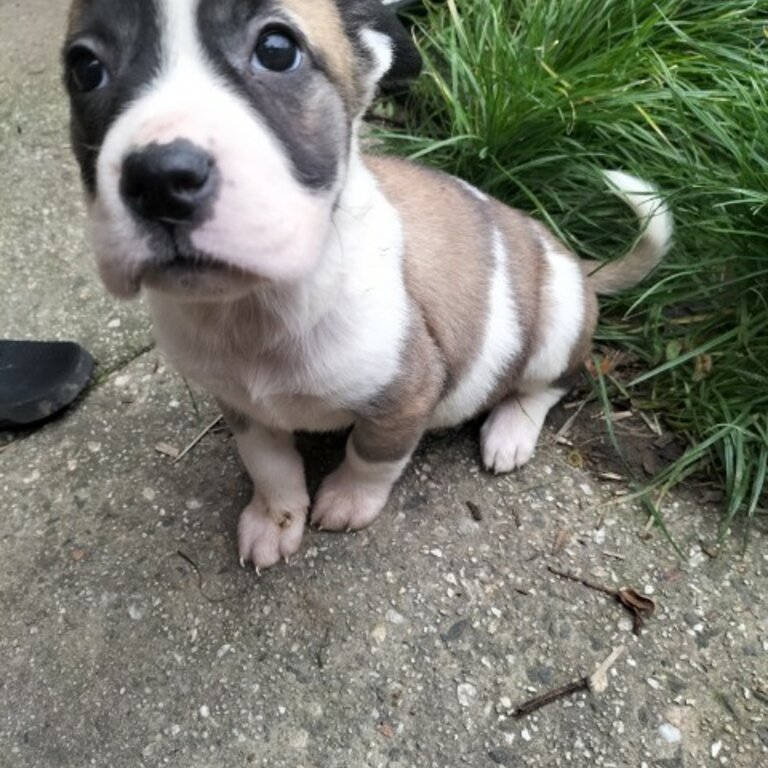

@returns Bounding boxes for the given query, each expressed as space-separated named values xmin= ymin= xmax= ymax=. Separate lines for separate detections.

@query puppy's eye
xmin=251 ymin=29 xmax=303 ymax=73
xmin=68 ymin=46 xmax=110 ymax=93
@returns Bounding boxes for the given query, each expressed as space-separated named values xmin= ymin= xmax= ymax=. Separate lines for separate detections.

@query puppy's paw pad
xmin=238 ymin=500 xmax=306 ymax=570
xmin=311 ymin=476 xmax=387 ymax=533
xmin=481 ymin=405 xmax=541 ymax=474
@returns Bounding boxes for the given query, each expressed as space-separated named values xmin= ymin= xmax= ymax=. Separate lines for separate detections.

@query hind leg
xmin=481 ymin=386 xmax=565 ymax=474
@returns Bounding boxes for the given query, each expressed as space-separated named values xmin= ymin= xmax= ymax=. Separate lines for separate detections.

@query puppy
xmin=63 ymin=0 xmax=672 ymax=569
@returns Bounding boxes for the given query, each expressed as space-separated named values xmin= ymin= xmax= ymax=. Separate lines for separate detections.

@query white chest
xmin=147 ymin=169 xmax=409 ymax=433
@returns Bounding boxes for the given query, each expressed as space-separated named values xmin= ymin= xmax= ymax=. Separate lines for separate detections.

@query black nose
xmin=120 ymin=140 xmax=217 ymax=223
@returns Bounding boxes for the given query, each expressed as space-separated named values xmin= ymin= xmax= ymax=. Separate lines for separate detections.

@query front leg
xmin=220 ymin=402 xmax=309 ymax=569
xmin=311 ymin=327 xmax=444 ymax=532
xmin=310 ymin=429 xmax=413 ymax=532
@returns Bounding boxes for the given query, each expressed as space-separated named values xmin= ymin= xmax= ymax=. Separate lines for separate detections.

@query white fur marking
xmin=457 ymin=178 xmax=489 ymax=202
xmin=523 ymin=246 xmax=584 ymax=384
xmin=603 ymin=170 xmax=673 ymax=252
xmin=160 ymin=0 xmax=203 ymax=70
xmin=431 ymin=228 xmax=522 ymax=427
xmin=359 ymin=28 xmax=394 ymax=89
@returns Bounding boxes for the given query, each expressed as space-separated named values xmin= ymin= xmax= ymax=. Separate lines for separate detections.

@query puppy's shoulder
xmin=364 ymin=153 xmax=466 ymax=212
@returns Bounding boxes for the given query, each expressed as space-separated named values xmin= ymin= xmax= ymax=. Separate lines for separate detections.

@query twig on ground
xmin=154 ymin=441 xmax=181 ymax=459
xmin=554 ymin=397 xmax=589 ymax=441
xmin=588 ymin=646 xmax=626 ymax=693
xmin=548 ymin=566 xmax=656 ymax=635
xmin=637 ymin=409 xmax=663 ymax=437
xmin=175 ymin=550 xmax=248 ymax=604
xmin=547 ymin=566 xmax=616 ymax=597
xmin=513 ymin=646 xmax=626 ymax=718
xmin=176 ymin=550 xmax=226 ymax=603
xmin=513 ymin=677 xmax=589 ymax=718
xmin=173 ymin=415 xmax=222 ymax=464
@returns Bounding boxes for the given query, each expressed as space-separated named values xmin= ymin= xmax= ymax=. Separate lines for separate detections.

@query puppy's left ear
xmin=338 ymin=0 xmax=422 ymax=108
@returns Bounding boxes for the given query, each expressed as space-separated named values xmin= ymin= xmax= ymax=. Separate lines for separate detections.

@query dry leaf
xmin=585 ymin=351 xmax=623 ymax=378
xmin=693 ymin=353 xmax=713 ymax=382
xmin=617 ymin=587 xmax=656 ymax=635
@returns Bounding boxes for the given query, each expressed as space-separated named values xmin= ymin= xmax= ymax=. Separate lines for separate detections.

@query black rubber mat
xmin=0 ymin=340 xmax=94 ymax=429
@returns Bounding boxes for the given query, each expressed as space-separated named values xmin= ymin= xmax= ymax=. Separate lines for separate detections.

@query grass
xmin=379 ymin=0 xmax=768 ymax=540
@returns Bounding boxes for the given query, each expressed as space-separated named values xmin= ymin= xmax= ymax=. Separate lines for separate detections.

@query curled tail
xmin=584 ymin=170 xmax=673 ymax=295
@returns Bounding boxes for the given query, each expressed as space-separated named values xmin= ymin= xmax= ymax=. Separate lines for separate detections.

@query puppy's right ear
xmin=337 ymin=0 xmax=422 ymax=109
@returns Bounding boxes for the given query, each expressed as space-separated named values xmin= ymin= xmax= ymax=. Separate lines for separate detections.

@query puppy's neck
xmin=255 ymin=145 xmax=389 ymax=335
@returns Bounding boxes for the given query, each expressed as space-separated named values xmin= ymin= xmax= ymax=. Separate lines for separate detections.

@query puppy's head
xmin=63 ymin=0 xmax=420 ymax=300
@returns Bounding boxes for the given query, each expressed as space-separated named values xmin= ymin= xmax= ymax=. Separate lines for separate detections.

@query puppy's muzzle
xmin=120 ymin=139 xmax=218 ymax=224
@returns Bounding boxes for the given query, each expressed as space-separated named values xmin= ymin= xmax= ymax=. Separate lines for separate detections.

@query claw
xmin=239 ymin=557 xmax=247 ymax=568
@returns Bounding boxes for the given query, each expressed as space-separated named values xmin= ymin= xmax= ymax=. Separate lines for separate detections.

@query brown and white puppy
xmin=63 ymin=0 xmax=672 ymax=569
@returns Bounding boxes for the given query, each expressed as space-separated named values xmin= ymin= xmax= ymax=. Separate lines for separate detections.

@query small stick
xmin=513 ymin=678 xmax=589 ymax=718
xmin=173 ymin=415 xmax=222 ymax=464
xmin=589 ymin=646 xmax=626 ymax=694
xmin=548 ymin=567 xmax=655 ymax=635
xmin=554 ymin=397 xmax=589 ymax=441
xmin=512 ymin=646 xmax=625 ymax=718
xmin=176 ymin=550 xmax=226 ymax=603
xmin=176 ymin=550 xmax=248 ymax=604
xmin=547 ymin=566 xmax=617 ymax=597
xmin=637 ymin=409 xmax=663 ymax=437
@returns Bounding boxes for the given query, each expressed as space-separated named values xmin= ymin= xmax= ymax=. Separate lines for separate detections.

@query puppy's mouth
xmin=138 ymin=229 xmax=258 ymax=297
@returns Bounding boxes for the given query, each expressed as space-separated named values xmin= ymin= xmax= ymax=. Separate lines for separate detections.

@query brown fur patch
xmin=352 ymin=312 xmax=445 ymax=463
xmin=560 ymin=284 xmax=599 ymax=383
xmin=481 ymin=203 xmax=549 ymax=407
xmin=365 ymin=155 xmax=493 ymax=389
xmin=280 ymin=0 xmax=357 ymax=109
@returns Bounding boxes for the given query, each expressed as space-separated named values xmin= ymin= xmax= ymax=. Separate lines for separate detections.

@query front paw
xmin=310 ymin=470 xmax=390 ymax=532
xmin=238 ymin=496 xmax=307 ymax=570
